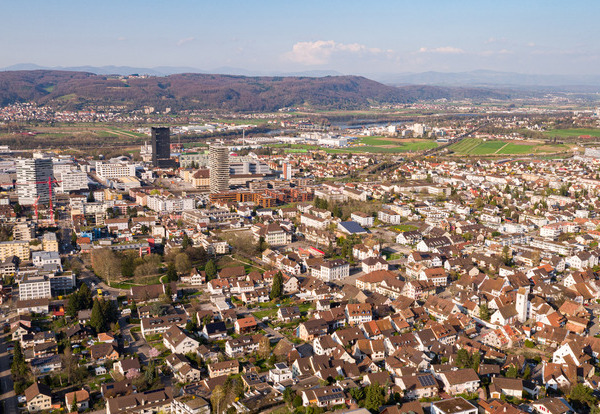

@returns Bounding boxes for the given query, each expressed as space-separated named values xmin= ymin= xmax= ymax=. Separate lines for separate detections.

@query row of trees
xmin=11 ymin=342 xmax=32 ymax=394
xmin=92 ymin=244 xmax=210 ymax=285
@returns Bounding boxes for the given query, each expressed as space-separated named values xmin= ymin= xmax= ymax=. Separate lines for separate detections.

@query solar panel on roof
xmin=417 ymin=375 xmax=437 ymax=387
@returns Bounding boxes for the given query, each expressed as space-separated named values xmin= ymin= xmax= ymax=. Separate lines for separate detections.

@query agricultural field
xmin=449 ymin=138 xmax=571 ymax=156
xmin=350 ymin=136 xmax=438 ymax=153
xmin=0 ymin=123 xmax=148 ymax=152
xmin=543 ymin=128 xmax=600 ymax=138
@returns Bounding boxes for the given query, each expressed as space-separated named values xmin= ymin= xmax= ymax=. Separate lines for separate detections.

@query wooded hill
xmin=0 ymin=70 xmax=512 ymax=111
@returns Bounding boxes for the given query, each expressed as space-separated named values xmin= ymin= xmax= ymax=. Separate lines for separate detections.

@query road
xmin=80 ymin=269 xmax=128 ymax=299
xmin=0 ymin=332 xmax=17 ymax=414
xmin=117 ymin=314 xmax=152 ymax=365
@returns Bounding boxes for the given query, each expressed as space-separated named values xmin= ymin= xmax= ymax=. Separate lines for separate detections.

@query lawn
xmin=450 ymin=138 xmax=570 ymax=156
xmin=543 ymin=128 xmax=600 ymax=138
xmin=469 ymin=141 xmax=506 ymax=155
xmin=390 ymin=224 xmax=419 ymax=233
xmin=252 ymin=308 xmax=278 ymax=319
xmin=497 ymin=143 xmax=535 ymax=154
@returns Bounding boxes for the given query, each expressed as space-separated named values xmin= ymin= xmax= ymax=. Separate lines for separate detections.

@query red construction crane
xmin=33 ymin=196 xmax=41 ymax=221
xmin=1 ymin=176 xmax=61 ymax=222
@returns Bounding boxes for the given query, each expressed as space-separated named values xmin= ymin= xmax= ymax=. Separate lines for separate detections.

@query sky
xmin=2 ymin=0 xmax=599 ymax=76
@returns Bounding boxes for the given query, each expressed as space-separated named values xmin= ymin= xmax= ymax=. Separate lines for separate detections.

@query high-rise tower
xmin=516 ymin=286 xmax=530 ymax=323
xmin=151 ymin=126 xmax=171 ymax=168
xmin=16 ymin=158 xmax=53 ymax=205
xmin=282 ymin=161 xmax=292 ymax=180
xmin=209 ymin=145 xmax=229 ymax=193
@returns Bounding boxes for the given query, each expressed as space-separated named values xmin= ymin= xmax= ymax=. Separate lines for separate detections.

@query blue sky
xmin=2 ymin=0 xmax=598 ymax=75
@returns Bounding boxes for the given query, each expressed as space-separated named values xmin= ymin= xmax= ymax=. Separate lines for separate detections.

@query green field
xmin=284 ymin=148 xmax=309 ymax=153
xmin=390 ymin=225 xmax=419 ymax=233
xmin=450 ymin=138 xmax=569 ymax=156
xmin=358 ymin=136 xmax=404 ymax=146
xmin=355 ymin=136 xmax=438 ymax=152
xmin=270 ymin=140 xmax=437 ymax=154
xmin=543 ymin=128 xmax=600 ymax=138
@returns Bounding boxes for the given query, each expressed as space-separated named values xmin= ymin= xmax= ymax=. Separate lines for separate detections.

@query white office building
xmin=96 ymin=163 xmax=137 ymax=179
xmin=57 ymin=171 xmax=89 ymax=193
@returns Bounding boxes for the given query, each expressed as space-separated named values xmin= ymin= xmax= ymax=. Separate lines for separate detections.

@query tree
xmin=121 ymin=253 xmax=136 ymax=278
xmin=11 ymin=341 xmax=27 ymax=377
xmin=175 ymin=253 xmax=192 ymax=274
xmin=182 ymin=233 xmax=192 ymax=250
xmin=283 ymin=387 xmax=295 ymax=405
xmin=270 ymin=271 xmax=283 ymax=300
xmin=331 ymin=204 xmax=342 ymax=219
xmin=349 ymin=387 xmax=365 ymax=402
xmin=91 ymin=248 xmax=121 ymax=285
xmin=102 ymin=299 xmax=119 ymax=325
xmin=258 ymin=336 xmax=271 ymax=359
xmin=164 ymin=284 xmax=173 ymax=303
xmin=523 ymin=364 xmax=531 ymax=380
xmin=257 ymin=236 xmax=268 ymax=253
xmin=506 ymin=365 xmax=518 ymax=378
xmin=292 ymin=395 xmax=303 ymax=408
xmin=71 ymin=393 xmax=78 ymax=413
xmin=501 ymin=246 xmax=512 ymax=266
xmin=205 ymin=259 xmax=217 ymax=281
xmin=364 ymin=382 xmax=385 ymax=413
xmin=569 ymin=384 xmax=597 ymax=410
xmin=186 ymin=246 xmax=207 ymax=265
xmin=531 ymin=250 xmax=541 ymax=267
xmin=90 ymin=299 xmax=105 ymax=333
xmin=79 ymin=283 xmax=93 ymax=309
xmin=479 ymin=303 xmax=490 ymax=321
xmin=166 ymin=263 xmax=178 ymax=282
xmin=66 ymin=290 xmax=81 ymax=318
xmin=211 ymin=385 xmax=226 ymax=414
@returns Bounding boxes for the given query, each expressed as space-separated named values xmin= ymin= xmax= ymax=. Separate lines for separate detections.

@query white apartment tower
xmin=516 ymin=286 xmax=530 ymax=323
xmin=282 ymin=161 xmax=292 ymax=180
xmin=209 ymin=145 xmax=229 ymax=193
xmin=16 ymin=158 xmax=53 ymax=206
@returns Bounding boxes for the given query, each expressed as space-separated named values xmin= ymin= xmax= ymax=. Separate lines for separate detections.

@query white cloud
xmin=418 ymin=46 xmax=465 ymax=54
xmin=480 ymin=49 xmax=514 ymax=56
xmin=284 ymin=40 xmax=383 ymax=65
xmin=176 ymin=37 xmax=195 ymax=46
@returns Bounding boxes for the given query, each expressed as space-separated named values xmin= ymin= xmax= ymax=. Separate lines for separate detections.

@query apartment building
xmin=0 ymin=240 xmax=30 ymax=262
xmin=19 ymin=275 xmax=51 ymax=300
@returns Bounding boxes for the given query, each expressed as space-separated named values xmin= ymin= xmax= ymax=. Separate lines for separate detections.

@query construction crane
xmin=33 ymin=196 xmax=41 ymax=221
xmin=1 ymin=176 xmax=62 ymax=222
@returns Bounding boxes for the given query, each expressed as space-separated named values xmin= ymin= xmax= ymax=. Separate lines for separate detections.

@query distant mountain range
xmin=0 ymin=63 xmax=344 ymax=79
xmin=376 ymin=69 xmax=600 ymax=90
xmin=3 ymin=64 xmax=600 ymax=89
xmin=0 ymin=70 xmax=514 ymax=111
